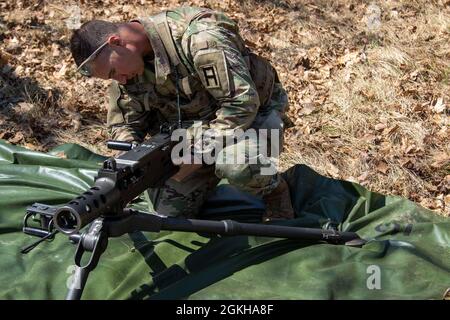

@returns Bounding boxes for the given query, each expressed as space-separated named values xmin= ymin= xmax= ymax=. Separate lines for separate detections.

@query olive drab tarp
xmin=0 ymin=140 xmax=448 ymax=299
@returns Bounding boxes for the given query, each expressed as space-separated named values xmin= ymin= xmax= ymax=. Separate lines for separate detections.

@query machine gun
xmin=21 ymin=123 xmax=366 ymax=300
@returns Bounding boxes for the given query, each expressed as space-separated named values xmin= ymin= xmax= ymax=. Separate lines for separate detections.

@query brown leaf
xmin=431 ymin=152 xmax=450 ymax=168
xmin=404 ymin=145 xmax=419 ymax=155
xmin=400 ymin=158 xmax=413 ymax=168
xmin=375 ymin=123 xmax=386 ymax=131
xmin=438 ymin=175 xmax=450 ymax=193
xmin=71 ymin=117 xmax=82 ymax=132
xmin=299 ymin=102 xmax=315 ymax=115
xmin=326 ymin=163 xmax=340 ymax=177
xmin=54 ymin=63 xmax=68 ymax=78
xmin=420 ymin=198 xmax=438 ymax=210
xmin=412 ymin=103 xmax=427 ymax=113
xmin=375 ymin=161 xmax=389 ymax=174
xmin=9 ymin=132 xmax=24 ymax=144
xmin=17 ymin=102 xmax=33 ymax=113
xmin=51 ymin=43 xmax=60 ymax=57
xmin=54 ymin=151 xmax=67 ymax=159
xmin=6 ymin=37 xmax=19 ymax=52
xmin=337 ymin=51 xmax=359 ymax=66
xmin=0 ymin=49 xmax=13 ymax=66
xmin=24 ymin=143 xmax=39 ymax=150
xmin=362 ymin=133 xmax=377 ymax=143
xmin=432 ymin=98 xmax=446 ymax=113
xmin=409 ymin=69 xmax=420 ymax=80
xmin=383 ymin=125 xmax=399 ymax=135
xmin=444 ymin=194 xmax=450 ymax=208
xmin=14 ymin=65 xmax=24 ymax=76
xmin=357 ymin=171 xmax=370 ymax=183
xmin=360 ymin=90 xmax=375 ymax=100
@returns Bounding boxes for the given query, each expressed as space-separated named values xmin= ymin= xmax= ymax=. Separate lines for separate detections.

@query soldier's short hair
xmin=70 ymin=20 xmax=119 ymax=66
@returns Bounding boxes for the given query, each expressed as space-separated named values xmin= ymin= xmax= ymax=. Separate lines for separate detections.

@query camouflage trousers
xmin=146 ymin=83 xmax=288 ymax=217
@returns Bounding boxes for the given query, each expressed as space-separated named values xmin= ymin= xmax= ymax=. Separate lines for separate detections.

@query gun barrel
xmin=53 ymin=177 xmax=121 ymax=234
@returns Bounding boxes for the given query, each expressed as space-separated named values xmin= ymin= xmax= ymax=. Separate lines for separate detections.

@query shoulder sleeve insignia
xmin=202 ymin=64 xmax=219 ymax=88
xmin=193 ymin=49 xmax=230 ymax=97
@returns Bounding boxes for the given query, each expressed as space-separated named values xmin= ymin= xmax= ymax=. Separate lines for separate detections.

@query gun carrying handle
xmin=106 ymin=140 xmax=135 ymax=151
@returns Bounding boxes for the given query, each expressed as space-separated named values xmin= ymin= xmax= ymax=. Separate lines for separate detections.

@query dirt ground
xmin=0 ymin=0 xmax=449 ymax=215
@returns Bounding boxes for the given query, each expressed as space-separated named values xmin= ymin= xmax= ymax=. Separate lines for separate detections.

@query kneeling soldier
xmin=69 ymin=6 xmax=295 ymax=221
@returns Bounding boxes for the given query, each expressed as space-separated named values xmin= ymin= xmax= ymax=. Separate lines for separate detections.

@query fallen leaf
xmin=337 ymin=51 xmax=359 ymax=66
xmin=439 ymin=175 xmax=450 ymax=191
xmin=409 ymin=69 xmax=420 ymax=80
xmin=17 ymin=102 xmax=34 ymax=113
xmin=357 ymin=171 xmax=370 ymax=183
xmin=375 ymin=123 xmax=387 ymax=131
xmin=404 ymin=145 xmax=420 ymax=155
xmin=54 ymin=151 xmax=67 ymax=159
xmin=400 ymin=158 xmax=413 ymax=168
xmin=413 ymin=103 xmax=426 ymax=112
xmin=360 ymin=90 xmax=375 ymax=100
xmin=24 ymin=143 xmax=38 ymax=150
xmin=444 ymin=194 xmax=450 ymax=207
xmin=54 ymin=63 xmax=68 ymax=78
xmin=51 ymin=43 xmax=60 ymax=57
xmin=6 ymin=37 xmax=20 ymax=52
xmin=432 ymin=97 xmax=446 ymax=113
xmin=71 ymin=117 xmax=82 ymax=132
xmin=326 ymin=163 xmax=340 ymax=177
xmin=14 ymin=65 xmax=24 ymax=76
xmin=431 ymin=152 xmax=450 ymax=168
xmin=299 ymin=102 xmax=315 ymax=115
xmin=420 ymin=198 xmax=438 ymax=210
xmin=384 ymin=125 xmax=399 ymax=135
xmin=0 ymin=49 xmax=13 ymax=66
xmin=375 ymin=161 xmax=389 ymax=174
xmin=9 ymin=132 xmax=24 ymax=144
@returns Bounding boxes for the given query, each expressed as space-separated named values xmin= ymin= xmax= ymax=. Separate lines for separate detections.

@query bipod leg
xmin=158 ymin=217 xmax=365 ymax=245
xmin=116 ymin=210 xmax=366 ymax=246
xmin=66 ymin=218 xmax=108 ymax=300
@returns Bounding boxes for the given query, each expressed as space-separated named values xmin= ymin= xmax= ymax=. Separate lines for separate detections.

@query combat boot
xmin=262 ymin=176 xmax=295 ymax=222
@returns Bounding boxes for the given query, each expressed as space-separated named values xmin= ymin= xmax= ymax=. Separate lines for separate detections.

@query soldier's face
xmin=92 ymin=35 xmax=145 ymax=84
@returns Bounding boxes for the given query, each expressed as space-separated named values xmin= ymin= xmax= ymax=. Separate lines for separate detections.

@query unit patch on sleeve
xmin=201 ymin=65 xmax=219 ymax=88
xmin=193 ymin=49 xmax=231 ymax=97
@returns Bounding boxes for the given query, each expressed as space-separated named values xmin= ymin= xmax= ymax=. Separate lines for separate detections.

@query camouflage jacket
xmin=107 ymin=6 xmax=278 ymax=142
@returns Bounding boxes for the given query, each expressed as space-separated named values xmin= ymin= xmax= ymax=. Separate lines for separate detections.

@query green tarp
xmin=0 ymin=139 xmax=448 ymax=299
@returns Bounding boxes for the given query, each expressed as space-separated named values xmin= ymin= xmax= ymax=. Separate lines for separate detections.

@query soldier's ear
xmin=107 ymin=35 xmax=123 ymax=47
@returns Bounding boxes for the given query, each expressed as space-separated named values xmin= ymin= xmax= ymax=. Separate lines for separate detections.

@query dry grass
xmin=0 ymin=0 xmax=449 ymax=215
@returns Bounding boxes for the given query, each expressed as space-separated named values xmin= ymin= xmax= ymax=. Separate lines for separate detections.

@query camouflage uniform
xmin=107 ymin=7 xmax=289 ymax=217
